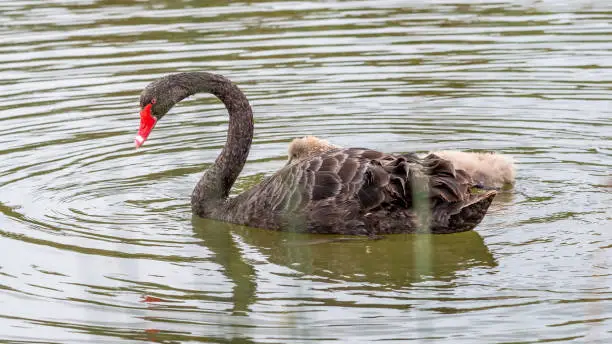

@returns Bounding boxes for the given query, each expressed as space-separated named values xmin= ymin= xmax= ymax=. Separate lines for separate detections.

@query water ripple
xmin=0 ymin=0 xmax=610 ymax=343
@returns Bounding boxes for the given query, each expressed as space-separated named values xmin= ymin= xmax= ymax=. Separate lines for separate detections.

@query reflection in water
xmin=193 ymin=219 xmax=258 ymax=316
xmin=193 ymin=216 xmax=496 ymax=314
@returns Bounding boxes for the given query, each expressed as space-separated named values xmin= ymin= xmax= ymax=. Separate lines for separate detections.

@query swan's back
xmin=223 ymin=148 xmax=496 ymax=235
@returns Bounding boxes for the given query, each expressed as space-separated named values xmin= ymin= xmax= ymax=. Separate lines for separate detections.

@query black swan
xmin=135 ymin=72 xmax=497 ymax=235
xmin=288 ymin=136 xmax=515 ymax=189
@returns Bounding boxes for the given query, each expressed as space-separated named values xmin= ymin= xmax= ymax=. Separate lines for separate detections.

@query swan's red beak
xmin=135 ymin=104 xmax=157 ymax=148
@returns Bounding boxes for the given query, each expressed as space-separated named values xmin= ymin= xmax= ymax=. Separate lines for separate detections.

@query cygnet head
xmin=287 ymin=136 xmax=338 ymax=163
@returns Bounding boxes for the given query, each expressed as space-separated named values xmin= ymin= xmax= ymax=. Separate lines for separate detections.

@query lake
xmin=0 ymin=0 xmax=610 ymax=343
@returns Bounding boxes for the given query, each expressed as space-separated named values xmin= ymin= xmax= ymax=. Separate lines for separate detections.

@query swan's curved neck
xmin=174 ymin=73 xmax=253 ymax=216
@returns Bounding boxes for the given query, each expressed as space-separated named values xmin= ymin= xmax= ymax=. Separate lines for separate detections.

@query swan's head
xmin=136 ymin=73 xmax=218 ymax=148
xmin=135 ymin=76 xmax=185 ymax=147
xmin=287 ymin=136 xmax=338 ymax=163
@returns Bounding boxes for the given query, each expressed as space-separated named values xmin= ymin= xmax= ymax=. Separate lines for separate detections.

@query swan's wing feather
xmin=271 ymin=148 xmax=368 ymax=212
xmin=234 ymin=148 xmax=491 ymax=234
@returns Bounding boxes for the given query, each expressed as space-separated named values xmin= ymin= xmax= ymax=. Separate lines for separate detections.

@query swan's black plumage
xmin=222 ymin=148 xmax=495 ymax=234
xmin=137 ymin=72 xmax=496 ymax=235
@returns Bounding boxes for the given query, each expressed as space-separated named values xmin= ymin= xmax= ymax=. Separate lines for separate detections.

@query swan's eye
xmin=151 ymin=98 xmax=157 ymax=105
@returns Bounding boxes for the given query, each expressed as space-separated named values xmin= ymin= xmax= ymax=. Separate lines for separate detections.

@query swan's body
xmin=288 ymin=136 xmax=515 ymax=189
xmin=135 ymin=72 xmax=496 ymax=235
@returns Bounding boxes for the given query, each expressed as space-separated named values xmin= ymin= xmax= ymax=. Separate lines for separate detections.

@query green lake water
xmin=0 ymin=0 xmax=610 ymax=342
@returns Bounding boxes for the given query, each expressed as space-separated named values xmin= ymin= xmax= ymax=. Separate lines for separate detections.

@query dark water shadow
xmin=192 ymin=216 xmax=496 ymax=313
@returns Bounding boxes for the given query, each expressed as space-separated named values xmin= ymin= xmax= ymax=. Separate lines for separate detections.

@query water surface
xmin=0 ymin=0 xmax=611 ymax=343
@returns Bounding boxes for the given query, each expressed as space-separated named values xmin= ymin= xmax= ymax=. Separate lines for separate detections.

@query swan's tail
xmin=446 ymin=190 xmax=496 ymax=233
xmin=401 ymin=154 xmax=497 ymax=233
xmin=429 ymin=190 xmax=496 ymax=234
